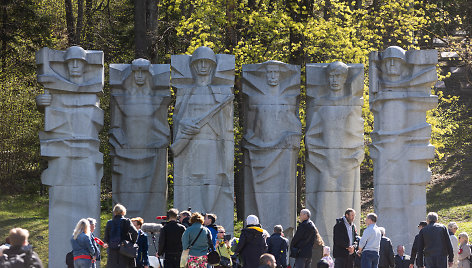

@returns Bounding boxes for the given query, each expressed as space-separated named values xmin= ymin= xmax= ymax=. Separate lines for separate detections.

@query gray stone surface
xmin=369 ymin=46 xmax=438 ymax=250
xmin=171 ymin=47 xmax=235 ymax=232
xmin=305 ymin=62 xmax=364 ymax=247
xmin=109 ymin=58 xmax=171 ymax=226
xmin=36 ymin=46 xmax=104 ymax=268
xmin=241 ymin=61 xmax=301 ymax=238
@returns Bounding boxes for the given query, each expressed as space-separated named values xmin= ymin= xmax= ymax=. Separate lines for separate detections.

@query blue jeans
xmin=74 ymin=258 xmax=92 ymax=268
xmin=361 ymin=250 xmax=379 ymax=268
xmin=424 ymin=255 xmax=447 ymax=268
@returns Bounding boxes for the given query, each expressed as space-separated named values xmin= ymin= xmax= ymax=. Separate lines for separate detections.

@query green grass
xmin=0 ymin=195 xmax=49 ymax=265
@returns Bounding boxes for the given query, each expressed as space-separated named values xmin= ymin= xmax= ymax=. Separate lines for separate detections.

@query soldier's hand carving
xmin=36 ymin=93 xmax=52 ymax=107
xmin=180 ymin=120 xmax=200 ymax=135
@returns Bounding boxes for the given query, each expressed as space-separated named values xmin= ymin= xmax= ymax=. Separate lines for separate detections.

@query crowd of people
xmin=0 ymin=206 xmax=471 ymax=268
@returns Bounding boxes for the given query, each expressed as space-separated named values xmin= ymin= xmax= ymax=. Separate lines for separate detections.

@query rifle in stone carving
xmin=171 ymin=94 xmax=234 ymax=156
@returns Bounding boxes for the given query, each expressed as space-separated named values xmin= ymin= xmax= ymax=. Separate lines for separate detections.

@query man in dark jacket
xmin=291 ymin=209 xmax=317 ymax=268
xmin=235 ymin=215 xmax=268 ymax=268
xmin=333 ymin=208 xmax=358 ymax=268
xmin=267 ymin=225 xmax=289 ymax=268
xmin=417 ymin=212 xmax=454 ymax=268
xmin=158 ymin=208 xmax=186 ymax=268
xmin=0 ymin=228 xmax=43 ymax=268
xmin=395 ymin=245 xmax=411 ymax=268
xmin=409 ymin=221 xmax=427 ymax=268
xmin=378 ymin=227 xmax=394 ymax=268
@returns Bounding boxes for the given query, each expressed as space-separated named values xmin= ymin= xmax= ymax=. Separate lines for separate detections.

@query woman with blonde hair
xmin=104 ymin=204 xmax=138 ymax=268
xmin=458 ymin=232 xmax=471 ymax=268
xmin=71 ymin=218 xmax=96 ymax=268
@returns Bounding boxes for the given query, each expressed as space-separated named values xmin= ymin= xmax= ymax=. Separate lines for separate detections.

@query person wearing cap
xmin=291 ymin=209 xmax=318 ymax=268
xmin=380 ymin=46 xmax=406 ymax=82
xmin=410 ymin=221 xmax=427 ymax=268
xmin=447 ymin=222 xmax=459 ymax=268
xmin=172 ymin=46 xmax=234 ymax=221
xmin=416 ymin=212 xmax=454 ymax=268
xmin=234 ymin=215 xmax=268 ymax=268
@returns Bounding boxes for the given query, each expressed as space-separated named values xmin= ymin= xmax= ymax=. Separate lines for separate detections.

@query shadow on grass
xmin=427 ymin=171 xmax=472 ymax=222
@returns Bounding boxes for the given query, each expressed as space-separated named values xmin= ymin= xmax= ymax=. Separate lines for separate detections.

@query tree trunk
xmin=135 ymin=0 xmax=147 ymax=58
xmin=225 ymin=0 xmax=237 ymax=51
xmin=84 ymin=0 xmax=93 ymax=46
xmin=147 ymin=0 xmax=158 ymax=62
xmin=76 ymin=0 xmax=84 ymax=45
xmin=65 ymin=0 xmax=76 ymax=45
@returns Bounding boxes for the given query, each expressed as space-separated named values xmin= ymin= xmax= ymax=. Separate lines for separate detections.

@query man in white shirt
xmin=357 ymin=213 xmax=382 ymax=268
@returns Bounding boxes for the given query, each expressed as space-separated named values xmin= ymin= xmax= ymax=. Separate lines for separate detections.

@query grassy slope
xmin=0 ymin=172 xmax=470 ymax=267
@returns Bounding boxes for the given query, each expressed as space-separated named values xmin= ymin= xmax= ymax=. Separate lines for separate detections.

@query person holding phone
xmin=215 ymin=226 xmax=233 ymax=268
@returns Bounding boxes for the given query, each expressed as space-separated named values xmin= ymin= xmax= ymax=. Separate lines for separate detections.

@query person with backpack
xmin=104 ymin=204 xmax=139 ymax=268
xmin=0 ymin=227 xmax=43 ymax=268
xmin=71 ymin=218 xmax=96 ymax=268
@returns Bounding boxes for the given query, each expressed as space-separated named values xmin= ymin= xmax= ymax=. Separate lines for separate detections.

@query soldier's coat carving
xmin=36 ymin=46 xmax=104 ymax=267
xmin=109 ymin=58 xmax=171 ymax=223
xmin=305 ymin=61 xmax=364 ymax=247
xmin=369 ymin=46 xmax=438 ymax=250
xmin=171 ymin=46 xmax=235 ymax=232
xmin=242 ymin=60 xmax=301 ymax=238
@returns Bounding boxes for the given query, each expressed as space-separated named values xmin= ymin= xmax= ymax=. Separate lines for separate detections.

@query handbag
xmin=119 ymin=240 xmax=138 ymax=258
xmin=180 ymin=228 xmax=204 ymax=268
xmin=207 ymin=250 xmax=221 ymax=265
xmin=217 ymin=246 xmax=231 ymax=267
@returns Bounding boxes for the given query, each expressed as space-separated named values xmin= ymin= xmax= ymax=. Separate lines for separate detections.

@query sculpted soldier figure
xmin=36 ymin=46 xmax=104 ymax=267
xmin=171 ymin=46 xmax=235 ymax=232
xmin=242 ymin=60 xmax=302 ymax=238
xmin=305 ymin=61 xmax=364 ymax=248
xmin=109 ymin=58 xmax=171 ymax=224
xmin=369 ymin=46 xmax=438 ymax=250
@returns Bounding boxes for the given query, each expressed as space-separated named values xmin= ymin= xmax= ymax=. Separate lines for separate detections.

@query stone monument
xmin=171 ymin=46 xmax=235 ymax=232
xmin=109 ymin=58 xmax=171 ymax=224
xmin=369 ymin=46 xmax=438 ymax=249
xmin=36 ymin=46 xmax=104 ymax=267
xmin=241 ymin=61 xmax=301 ymax=238
xmin=305 ymin=61 xmax=364 ymax=248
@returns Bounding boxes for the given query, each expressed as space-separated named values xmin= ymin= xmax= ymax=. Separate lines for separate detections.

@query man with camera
xmin=157 ymin=209 xmax=186 ymax=268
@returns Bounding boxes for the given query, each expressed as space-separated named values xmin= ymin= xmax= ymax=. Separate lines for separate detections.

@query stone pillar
xmin=241 ymin=61 xmax=301 ymax=238
xmin=305 ymin=62 xmax=364 ymax=249
xmin=109 ymin=59 xmax=171 ymax=227
xmin=36 ymin=46 xmax=104 ymax=267
xmin=171 ymin=47 xmax=235 ymax=233
xmin=369 ymin=46 xmax=438 ymax=250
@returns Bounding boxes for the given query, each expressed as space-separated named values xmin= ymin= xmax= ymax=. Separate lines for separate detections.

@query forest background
xmin=1 ymin=0 xmax=471 ymax=234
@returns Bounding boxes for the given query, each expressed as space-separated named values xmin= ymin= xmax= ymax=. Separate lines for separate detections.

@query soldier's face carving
xmin=384 ymin=58 xmax=404 ymax=77
xmin=134 ymin=69 xmax=145 ymax=85
xmin=67 ymin=59 xmax=85 ymax=77
xmin=194 ymin=59 xmax=214 ymax=76
xmin=328 ymin=70 xmax=347 ymax=91
xmin=266 ymin=65 xmax=280 ymax=86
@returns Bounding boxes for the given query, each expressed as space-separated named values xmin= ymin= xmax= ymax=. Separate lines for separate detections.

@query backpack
xmin=0 ymin=251 xmax=31 ymax=268
xmin=109 ymin=218 xmax=122 ymax=249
